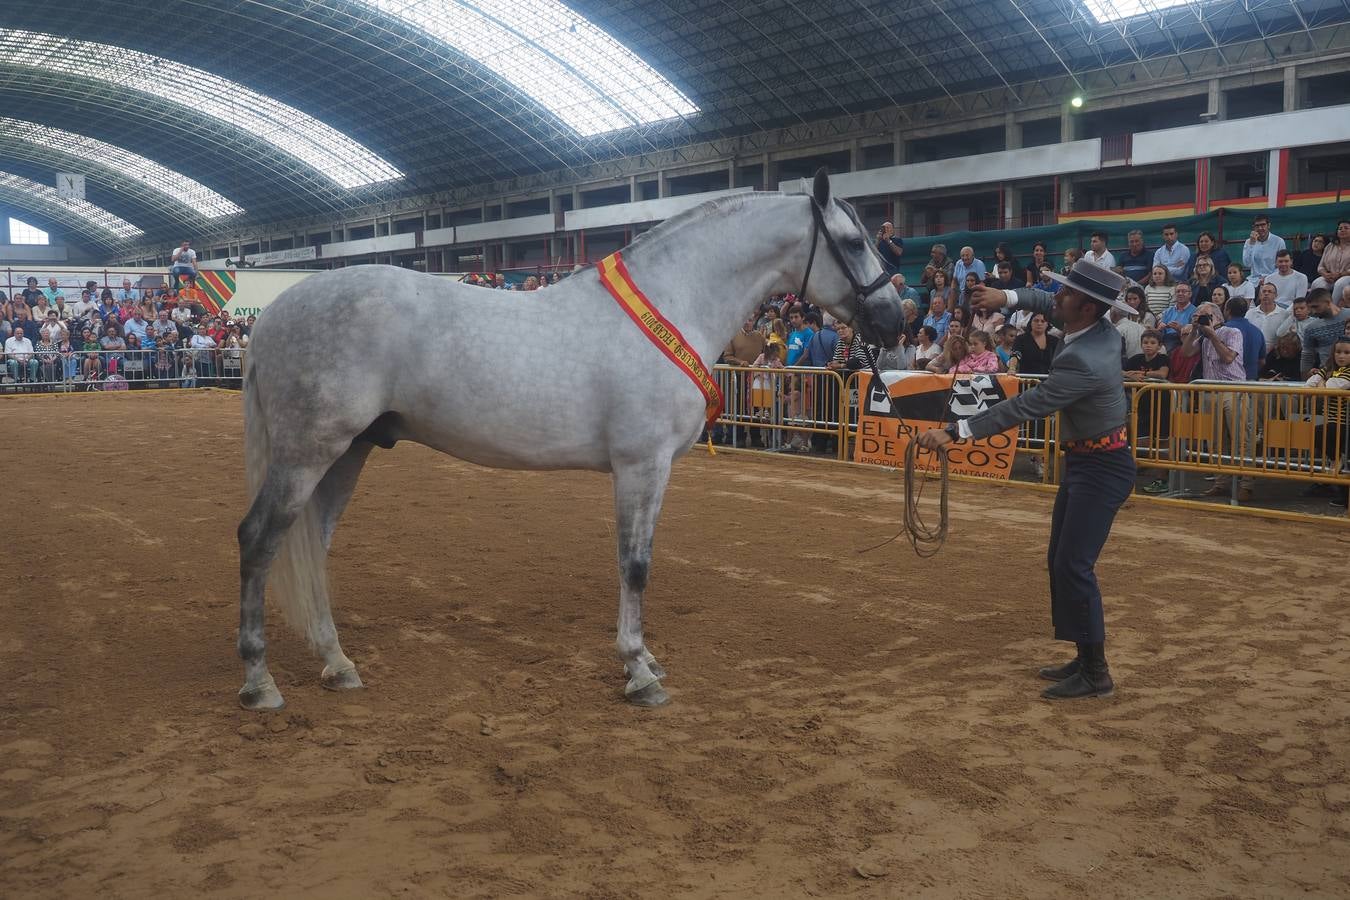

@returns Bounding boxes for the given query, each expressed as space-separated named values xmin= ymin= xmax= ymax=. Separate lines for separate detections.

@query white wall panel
xmin=565 ymin=187 xmax=751 ymax=231
xmin=1132 ymin=105 xmax=1350 ymax=165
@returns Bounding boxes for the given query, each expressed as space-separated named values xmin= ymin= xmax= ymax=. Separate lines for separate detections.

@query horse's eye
xmin=849 ymin=239 xmax=865 ymax=252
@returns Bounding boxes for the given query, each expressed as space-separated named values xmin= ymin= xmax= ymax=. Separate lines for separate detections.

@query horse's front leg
xmin=612 ymin=458 xmax=673 ymax=707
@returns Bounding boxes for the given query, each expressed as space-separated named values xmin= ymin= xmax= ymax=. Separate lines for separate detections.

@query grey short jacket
xmin=968 ymin=289 xmax=1129 ymax=442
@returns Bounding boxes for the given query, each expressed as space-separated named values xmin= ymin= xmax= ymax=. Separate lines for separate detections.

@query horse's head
xmin=799 ymin=169 xmax=904 ymax=349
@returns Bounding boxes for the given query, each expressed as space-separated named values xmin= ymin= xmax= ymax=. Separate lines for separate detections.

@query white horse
xmin=236 ymin=171 xmax=901 ymax=710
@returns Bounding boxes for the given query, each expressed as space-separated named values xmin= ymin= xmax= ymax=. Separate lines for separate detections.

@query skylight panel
xmin=0 ymin=172 xmax=143 ymax=241
xmin=0 ymin=118 xmax=243 ymax=219
xmin=0 ymin=30 xmax=403 ymax=189
xmin=8 ymin=217 xmax=49 ymax=245
xmin=1080 ymin=0 xmax=1195 ymax=24
xmin=363 ymin=0 xmax=698 ymax=136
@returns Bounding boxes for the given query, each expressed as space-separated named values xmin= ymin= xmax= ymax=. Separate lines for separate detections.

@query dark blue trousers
xmin=1046 ymin=447 xmax=1135 ymax=643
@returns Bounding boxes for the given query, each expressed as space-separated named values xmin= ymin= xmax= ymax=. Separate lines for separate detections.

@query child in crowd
xmin=1225 ymin=263 xmax=1255 ymax=301
xmin=995 ymin=324 xmax=1018 ymax=370
xmin=1305 ymin=337 xmax=1350 ymax=505
xmin=1144 ymin=265 xmax=1174 ymax=318
xmin=1127 ymin=330 xmax=1173 ymax=494
xmin=954 ymin=330 xmax=1000 ymax=373
xmin=80 ymin=327 xmax=102 ymax=380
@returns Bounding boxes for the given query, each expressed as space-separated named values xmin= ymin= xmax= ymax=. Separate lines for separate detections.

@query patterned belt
xmin=1063 ymin=425 xmax=1129 ymax=454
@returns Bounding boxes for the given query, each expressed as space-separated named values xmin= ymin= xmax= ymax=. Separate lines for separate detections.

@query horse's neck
xmin=619 ymin=197 xmax=804 ymax=363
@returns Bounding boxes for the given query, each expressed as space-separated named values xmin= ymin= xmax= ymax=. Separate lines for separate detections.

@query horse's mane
xmin=583 ymin=191 xmax=791 ymax=268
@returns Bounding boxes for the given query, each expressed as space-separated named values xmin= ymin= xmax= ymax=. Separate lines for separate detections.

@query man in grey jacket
xmin=917 ymin=260 xmax=1137 ymax=700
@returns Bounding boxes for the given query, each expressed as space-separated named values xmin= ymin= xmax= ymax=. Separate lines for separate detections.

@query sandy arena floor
xmin=2 ymin=391 xmax=1348 ymax=899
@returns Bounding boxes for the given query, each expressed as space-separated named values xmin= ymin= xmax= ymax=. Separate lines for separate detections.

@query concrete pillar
xmin=761 ymin=153 xmax=772 ymax=190
xmin=1060 ymin=107 xmax=1076 ymax=144
xmin=1282 ymin=65 xmax=1298 ymax=111
xmin=728 ymin=157 xmax=737 ymax=188
xmin=657 ymin=170 xmax=669 ymax=198
xmin=1004 ymin=112 xmax=1020 ymax=151
xmin=849 ymin=138 xmax=861 ymax=172
xmin=892 ymin=130 xmax=904 ymax=166
xmin=1003 ymin=185 xmax=1022 ymax=229
xmin=1205 ymin=79 xmax=1226 ymax=121
xmin=628 ymin=175 xmax=638 ymax=202
xmin=1058 ymin=176 xmax=1074 ymax=215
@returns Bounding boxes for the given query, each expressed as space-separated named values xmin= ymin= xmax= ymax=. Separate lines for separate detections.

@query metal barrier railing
xmin=0 ymin=347 xmax=246 ymax=391
xmin=712 ymin=366 xmax=847 ymax=452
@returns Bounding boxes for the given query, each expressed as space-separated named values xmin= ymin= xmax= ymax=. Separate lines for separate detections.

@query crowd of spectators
xmin=721 ymin=214 xmax=1350 ymax=507
xmin=1 ymin=274 xmax=252 ymax=390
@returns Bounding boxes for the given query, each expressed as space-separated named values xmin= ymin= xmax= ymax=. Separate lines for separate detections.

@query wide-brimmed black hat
xmin=1044 ymin=259 xmax=1135 ymax=316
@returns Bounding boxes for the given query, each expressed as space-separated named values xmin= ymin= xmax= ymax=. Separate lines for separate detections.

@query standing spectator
xmin=1242 ymin=215 xmax=1285 ymax=285
xmin=1224 ymin=295 xmax=1265 ymax=380
xmin=1007 ymin=311 xmax=1058 ymax=375
xmin=1246 ymin=282 xmax=1291 ymax=349
xmin=953 ymin=247 xmax=986 ymax=304
xmin=798 ymin=312 xmax=836 ymax=367
xmin=1159 ymin=282 xmax=1196 ymax=353
xmin=34 ymin=331 xmax=59 ymax=386
xmin=1188 ymin=255 xmax=1222 ymax=306
xmin=1144 ymin=265 xmax=1175 ymax=320
xmin=40 ymin=310 xmax=68 ymax=348
xmin=919 ymin=243 xmax=954 ymax=289
xmin=1300 ymin=287 xmax=1350 ymax=374
xmin=221 ymin=326 xmax=247 ymax=383
xmin=922 ymin=295 xmax=952 ymax=340
xmin=1023 ymin=242 xmax=1051 ymax=286
xmin=1084 ymin=231 xmax=1116 ymax=270
xmin=1224 ymin=262 xmax=1255 ymax=302
xmin=1152 ymin=223 xmax=1190 ymax=281
xmin=100 ymin=324 xmax=126 ymax=376
xmin=784 ymin=308 xmax=812 ymax=366
xmin=1276 ymin=296 xmax=1314 ymax=343
xmin=721 ymin=319 xmax=767 ymax=367
xmin=189 ymin=323 xmax=217 ymax=383
xmin=1181 ymin=300 xmax=1252 ymax=499
xmin=927 ymin=270 xmax=956 ymax=313
xmin=1118 ymin=229 xmax=1152 ymax=284
xmin=4 ymin=326 xmax=38 ymax=383
xmin=79 ymin=327 xmax=102 ymax=380
xmin=1295 ymin=233 xmax=1327 ymax=284
xmin=170 ymin=240 xmax=199 ymax=289
xmin=1263 ymin=250 xmax=1307 ymax=307
xmin=874 ymin=222 xmax=903 ymax=274
xmin=1183 ymin=232 xmax=1231 ymax=283
xmin=1313 ymin=219 xmax=1350 ymax=301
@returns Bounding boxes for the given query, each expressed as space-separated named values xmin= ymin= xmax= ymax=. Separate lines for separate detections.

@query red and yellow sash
xmin=597 ymin=251 xmax=723 ymax=431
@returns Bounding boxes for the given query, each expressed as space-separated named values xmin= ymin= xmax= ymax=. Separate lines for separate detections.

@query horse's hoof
xmin=626 ymin=680 xmax=670 ymax=707
xmin=639 ymin=650 xmax=667 ymax=681
xmin=321 ymin=665 xmax=364 ymax=692
xmin=239 ymin=677 xmax=285 ymax=711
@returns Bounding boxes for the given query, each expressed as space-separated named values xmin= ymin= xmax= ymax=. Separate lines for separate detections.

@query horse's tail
xmin=243 ymin=357 xmax=329 ymax=648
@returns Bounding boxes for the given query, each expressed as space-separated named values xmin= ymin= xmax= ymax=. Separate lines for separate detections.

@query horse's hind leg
xmin=312 ymin=442 xmax=373 ymax=692
xmin=612 ymin=457 xmax=673 ymax=707
xmin=237 ymin=463 xmax=328 ymax=710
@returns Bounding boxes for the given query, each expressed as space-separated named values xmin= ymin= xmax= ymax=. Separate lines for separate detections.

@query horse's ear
xmin=812 ymin=168 xmax=830 ymax=207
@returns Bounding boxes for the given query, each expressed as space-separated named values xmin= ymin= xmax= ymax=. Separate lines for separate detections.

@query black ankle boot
xmin=1041 ymin=642 xmax=1114 ymax=699
xmin=1037 ymin=652 xmax=1081 ymax=682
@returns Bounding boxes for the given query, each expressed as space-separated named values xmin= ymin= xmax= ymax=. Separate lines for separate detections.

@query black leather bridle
xmin=796 ymin=195 xmax=894 ymax=341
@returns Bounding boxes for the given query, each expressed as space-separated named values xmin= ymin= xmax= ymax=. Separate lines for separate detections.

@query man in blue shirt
xmin=798 ymin=312 xmax=837 ymax=366
xmin=1223 ymin=296 xmax=1265 ymax=380
xmin=1159 ymin=282 xmax=1197 ymax=353
xmin=922 ymin=295 xmax=952 ymax=339
xmin=1241 ymin=214 xmax=1285 ymax=285
xmin=953 ymin=246 xmax=986 ymax=303
xmin=1118 ymin=229 xmax=1152 ymax=284
xmin=875 ymin=222 xmax=903 ymax=274
xmin=1152 ymin=223 xmax=1190 ymax=281
xmin=890 ymin=273 xmax=923 ymax=308
xmin=784 ymin=308 xmax=813 ymax=366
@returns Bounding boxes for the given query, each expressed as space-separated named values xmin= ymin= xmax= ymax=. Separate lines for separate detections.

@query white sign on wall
xmin=56 ymin=173 xmax=86 ymax=201
xmin=244 ymin=245 xmax=319 ymax=267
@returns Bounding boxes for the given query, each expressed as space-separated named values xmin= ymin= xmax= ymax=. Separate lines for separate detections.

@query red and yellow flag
xmin=597 ymin=251 xmax=723 ymax=428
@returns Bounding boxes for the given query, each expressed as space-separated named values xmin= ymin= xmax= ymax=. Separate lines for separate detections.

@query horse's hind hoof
xmin=321 ymin=665 xmax=364 ymax=692
xmin=239 ymin=676 xmax=285 ymax=711
xmin=626 ymin=680 xmax=670 ymax=708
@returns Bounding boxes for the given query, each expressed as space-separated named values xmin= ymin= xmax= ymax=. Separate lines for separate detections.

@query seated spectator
xmin=953 ymin=246 xmax=986 ymax=303
xmin=1112 ymin=305 xmax=1144 ymax=360
xmin=114 ymin=296 xmax=137 ymax=323
xmin=1300 ymin=287 xmax=1350 ymax=374
xmin=994 ymin=325 xmax=1018 ymax=369
xmin=955 ymin=330 xmax=999 ymax=373
xmin=1124 ymin=329 xmax=1170 ymax=382
xmin=1224 ymin=262 xmax=1255 ymax=302
xmin=827 ymin=321 xmax=875 ymax=374
xmin=1007 ymin=312 xmax=1058 ymax=375
xmin=1264 ymin=250 xmax=1307 ymax=307
xmin=1062 ymin=247 xmax=1082 ymax=274
xmin=1084 ymin=231 xmax=1115 ymax=270
xmin=1023 ymin=241 xmax=1051 ymax=286
xmin=170 ymin=240 xmax=199 ymax=290
xmin=919 ymin=243 xmax=954 ymax=289
xmin=1276 ymin=296 xmax=1313 ymax=342
xmin=969 ymin=299 xmax=1004 ymax=337
xmin=1159 ymin=281 xmax=1196 ymax=352
xmin=1242 ymin=214 xmax=1285 ymax=284
xmin=927 ymin=269 xmax=956 ymax=313
xmin=1246 ymin=282 xmax=1291 ymax=348
xmin=922 ymin=295 xmax=952 ymax=339
xmin=53 ymin=295 xmax=71 ymax=322
xmin=911 ymin=326 xmax=942 ymax=369
xmin=990 ymin=243 xmax=1020 ymax=280
xmin=4 ymin=326 xmax=38 ymax=383
xmin=170 ymin=299 xmax=194 ymax=330
xmin=1188 ymin=254 xmax=1222 ymax=306
xmin=1183 ymin=231 xmax=1231 ymax=283
xmin=20 ymin=276 xmax=44 ymax=307
xmin=898 ymin=299 xmax=922 ymax=343
xmin=1312 ymin=219 xmax=1350 ymax=301
xmin=1118 ymin=229 xmax=1152 ymax=284
xmin=71 ymin=289 xmax=96 ymax=320
xmin=962 ymin=271 xmax=982 ymax=309
xmin=927 ymin=334 xmax=968 ymax=374
xmin=41 ymin=276 xmax=62 ymax=304
xmin=1260 ymin=332 xmax=1303 ymax=382
xmin=1296 ymin=233 xmax=1327 ymax=283
xmin=30 ymin=294 xmax=53 ymax=322
xmin=1153 ymin=223 xmax=1190 ymax=281
xmin=1123 ymin=285 xmax=1158 ymax=329
xmin=98 ymin=289 xmax=117 ymax=320
xmin=1306 ymin=336 xmax=1350 ymax=506
xmin=889 ymin=274 xmax=923 ymax=309
xmin=1306 ymin=337 xmax=1350 ymax=388
xmin=946 ymin=308 xmax=969 ymax=344
xmin=988 ymin=261 xmax=1019 ymax=291
xmin=118 ymin=278 xmax=139 ymax=303
xmin=1144 ymin=265 xmax=1175 ymax=319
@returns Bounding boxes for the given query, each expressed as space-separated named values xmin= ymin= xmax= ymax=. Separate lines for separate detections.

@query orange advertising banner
xmin=854 ymin=372 xmax=1022 ymax=479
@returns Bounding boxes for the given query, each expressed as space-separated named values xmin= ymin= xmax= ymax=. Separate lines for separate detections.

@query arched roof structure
xmin=0 ymin=0 xmax=1345 ymax=252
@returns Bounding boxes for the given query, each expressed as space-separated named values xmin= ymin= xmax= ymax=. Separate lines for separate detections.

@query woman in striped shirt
xmin=1144 ymin=265 xmax=1175 ymax=319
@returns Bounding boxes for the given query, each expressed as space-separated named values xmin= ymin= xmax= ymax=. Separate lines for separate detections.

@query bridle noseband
xmin=796 ymin=196 xmax=893 ymax=331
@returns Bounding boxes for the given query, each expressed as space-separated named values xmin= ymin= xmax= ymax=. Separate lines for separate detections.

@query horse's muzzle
xmin=859 ymin=295 xmax=904 ymax=349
